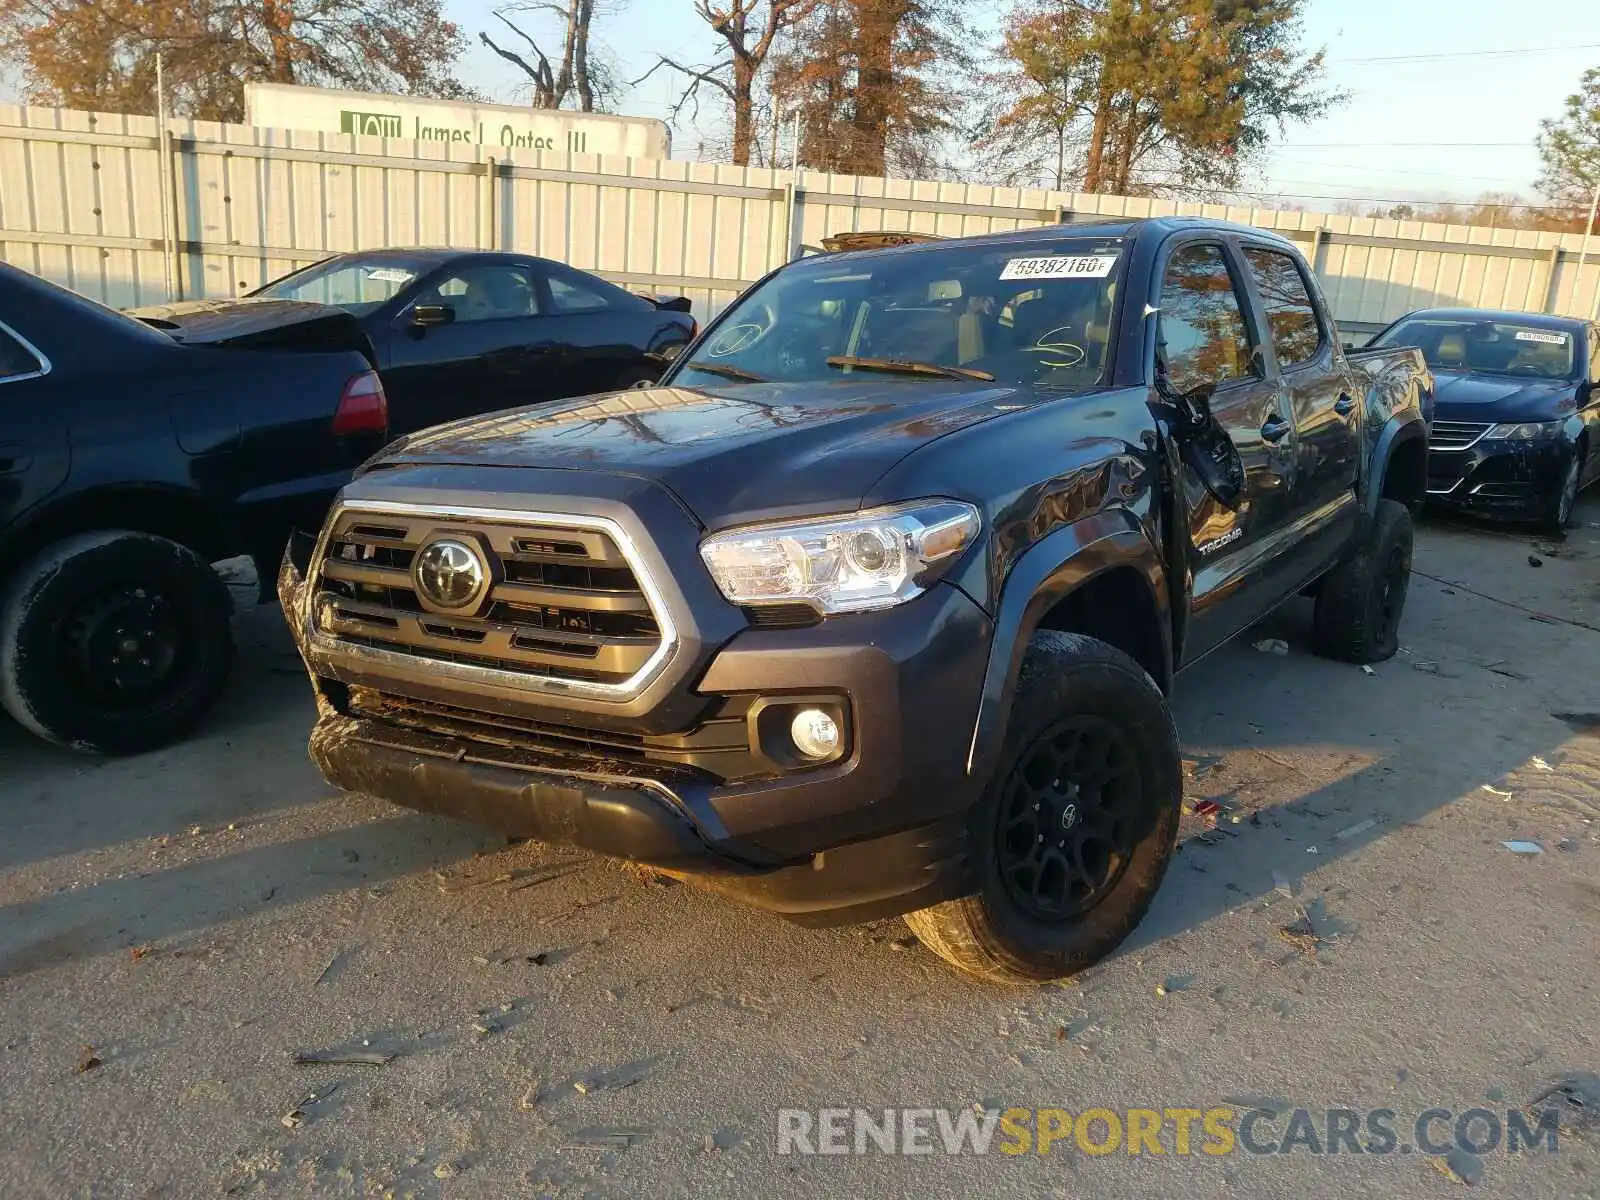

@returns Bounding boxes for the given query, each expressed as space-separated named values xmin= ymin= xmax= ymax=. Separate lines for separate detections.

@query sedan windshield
xmin=1372 ymin=317 xmax=1578 ymax=380
xmin=255 ymin=254 xmax=435 ymax=315
xmin=671 ymin=237 xmax=1126 ymax=392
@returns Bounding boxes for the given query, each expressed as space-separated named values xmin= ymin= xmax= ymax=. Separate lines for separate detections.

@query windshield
xmin=671 ymin=237 xmax=1126 ymax=392
xmin=1372 ymin=317 xmax=1578 ymax=380
xmin=255 ymin=254 xmax=433 ymax=315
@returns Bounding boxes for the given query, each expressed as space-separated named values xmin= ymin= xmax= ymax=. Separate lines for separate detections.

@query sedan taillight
xmin=332 ymin=370 xmax=387 ymax=435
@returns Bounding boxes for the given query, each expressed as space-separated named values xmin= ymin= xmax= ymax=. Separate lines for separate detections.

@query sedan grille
xmin=1428 ymin=420 xmax=1492 ymax=451
xmin=310 ymin=505 xmax=673 ymax=697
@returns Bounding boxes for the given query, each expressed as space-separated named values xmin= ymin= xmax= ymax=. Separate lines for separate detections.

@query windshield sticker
xmin=1000 ymin=255 xmax=1119 ymax=281
xmin=365 ymin=267 xmax=415 ymax=284
xmin=1513 ymin=329 xmax=1567 ymax=345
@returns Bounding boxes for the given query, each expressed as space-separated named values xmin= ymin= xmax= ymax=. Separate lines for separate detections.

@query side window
xmin=547 ymin=272 xmax=615 ymax=314
xmin=1157 ymin=243 xmax=1256 ymax=392
xmin=0 ymin=327 xmax=42 ymax=380
xmin=422 ymin=265 xmax=538 ymax=323
xmin=1242 ymin=246 xmax=1323 ymax=368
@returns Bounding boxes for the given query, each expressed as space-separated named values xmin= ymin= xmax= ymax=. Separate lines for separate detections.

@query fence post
xmin=483 ymin=155 xmax=498 ymax=250
xmin=1540 ymin=245 xmax=1562 ymax=313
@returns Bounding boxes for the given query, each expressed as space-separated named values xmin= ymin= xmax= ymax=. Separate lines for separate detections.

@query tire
xmin=614 ymin=364 xmax=661 ymax=391
xmin=1541 ymin=448 xmax=1583 ymax=538
xmin=903 ymin=631 xmax=1182 ymax=984
xmin=1311 ymin=498 xmax=1413 ymax=665
xmin=0 ymin=531 xmax=234 ymax=754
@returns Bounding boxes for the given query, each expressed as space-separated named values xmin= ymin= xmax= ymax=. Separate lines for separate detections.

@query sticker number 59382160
xmin=999 ymin=255 xmax=1120 ymax=281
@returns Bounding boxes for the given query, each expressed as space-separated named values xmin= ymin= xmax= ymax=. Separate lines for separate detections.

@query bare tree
xmin=633 ymin=0 xmax=817 ymax=166
xmin=478 ymin=1 xmax=620 ymax=111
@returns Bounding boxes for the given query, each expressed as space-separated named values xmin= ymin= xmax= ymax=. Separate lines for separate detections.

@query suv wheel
xmin=903 ymin=631 xmax=1181 ymax=984
xmin=1310 ymin=498 xmax=1413 ymax=664
xmin=0 ymin=531 xmax=234 ymax=754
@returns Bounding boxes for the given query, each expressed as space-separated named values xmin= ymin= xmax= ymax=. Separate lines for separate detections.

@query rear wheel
xmin=1311 ymin=499 xmax=1413 ymax=664
xmin=903 ymin=632 xmax=1181 ymax=984
xmin=0 ymin=531 xmax=234 ymax=754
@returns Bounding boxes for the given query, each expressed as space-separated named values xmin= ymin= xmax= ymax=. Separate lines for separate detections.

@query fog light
xmin=790 ymin=708 xmax=841 ymax=760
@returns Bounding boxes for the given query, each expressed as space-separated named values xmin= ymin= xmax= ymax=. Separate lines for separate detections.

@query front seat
xmin=1435 ymin=331 xmax=1467 ymax=368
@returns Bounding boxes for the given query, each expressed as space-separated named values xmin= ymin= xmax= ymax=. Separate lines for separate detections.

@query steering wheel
xmin=706 ymin=298 xmax=777 ymax=358
xmin=1018 ymin=326 xmax=1088 ymax=370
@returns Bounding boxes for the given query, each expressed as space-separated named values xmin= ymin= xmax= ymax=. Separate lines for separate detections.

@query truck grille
xmin=310 ymin=503 xmax=675 ymax=698
xmin=1428 ymin=420 xmax=1492 ymax=451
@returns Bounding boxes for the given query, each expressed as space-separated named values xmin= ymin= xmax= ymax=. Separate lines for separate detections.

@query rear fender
xmin=1364 ymin=414 xmax=1429 ymax=520
xmin=965 ymin=508 xmax=1170 ymax=785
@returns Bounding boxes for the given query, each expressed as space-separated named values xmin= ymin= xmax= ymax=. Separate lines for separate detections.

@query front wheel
xmin=0 ymin=531 xmax=234 ymax=754
xmin=1542 ymin=450 xmax=1583 ymax=538
xmin=903 ymin=632 xmax=1182 ymax=984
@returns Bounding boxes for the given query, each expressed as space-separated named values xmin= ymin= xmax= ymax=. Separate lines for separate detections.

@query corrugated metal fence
xmin=3 ymin=102 xmax=1600 ymax=336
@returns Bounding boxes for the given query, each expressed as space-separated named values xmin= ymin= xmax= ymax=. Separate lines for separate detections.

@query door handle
xmin=1333 ymin=392 xmax=1356 ymax=416
xmin=1260 ymin=416 xmax=1292 ymax=443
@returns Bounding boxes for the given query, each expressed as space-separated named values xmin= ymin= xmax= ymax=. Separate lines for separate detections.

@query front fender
xmin=964 ymin=508 xmax=1170 ymax=785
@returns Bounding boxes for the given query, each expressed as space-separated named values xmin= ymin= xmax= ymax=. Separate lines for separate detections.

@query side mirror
xmin=410 ymin=303 xmax=455 ymax=328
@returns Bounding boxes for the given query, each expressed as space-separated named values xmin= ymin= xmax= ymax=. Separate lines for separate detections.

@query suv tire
xmin=1311 ymin=499 xmax=1412 ymax=665
xmin=0 ymin=531 xmax=234 ymax=755
xmin=903 ymin=631 xmax=1181 ymax=984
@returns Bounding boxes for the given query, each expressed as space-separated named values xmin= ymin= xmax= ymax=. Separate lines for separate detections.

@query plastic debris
xmin=74 ymin=1045 xmax=102 ymax=1074
xmin=1433 ymin=1146 xmax=1485 ymax=1186
xmin=1192 ymin=799 xmax=1223 ymax=818
xmin=1529 ymin=756 xmax=1553 ymax=771
xmin=1360 ymin=665 xmax=1376 ymax=676
xmin=1529 ymin=1072 xmax=1600 ymax=1137
xmin=1252 ymin=638 xmax=1289 ymax=656
xmin=1501 ymin=840 xmax=1544 ymax=855
xmin=1336 ymin=819 xmax=1377 ymax=841
xmin=1481 ymin=784 xmax=1514 ymax=799
xmin=1528 ymin=555 xmax=1543 ymax=568
xmin=1557 ymin=838 xmax=1578 ymax=853
xmin=281 ymin=1082 xmax=339 ymax=1129
xmin=1278 ymin=916 xmax=1320 ymax=956
xmin=1306 ymin=846 xmax=1319 ymax=854
xmin=1412 ymin=661 xmax=1439 ymax=674
xmin=1155 ymin=974 xmax=1193 ymax=996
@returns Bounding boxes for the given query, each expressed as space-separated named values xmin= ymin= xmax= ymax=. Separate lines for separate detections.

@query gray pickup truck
xmin=280 ymin=217 xmax=1431 ymax=983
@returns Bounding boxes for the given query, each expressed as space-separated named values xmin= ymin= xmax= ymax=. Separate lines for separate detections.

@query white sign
xmin=244 ymin=83 xmax=671 ymax=160
xmin=999 ymin=255 xmax=1120 ymax=281
xmin=1513 ymin=329 xmax=1568 ymax=345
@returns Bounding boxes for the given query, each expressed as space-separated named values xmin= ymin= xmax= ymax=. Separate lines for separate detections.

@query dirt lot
xmin=2 ymin=499 xmax=1598 ymax=1200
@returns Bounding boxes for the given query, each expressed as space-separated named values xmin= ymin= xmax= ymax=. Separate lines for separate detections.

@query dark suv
xmin=280 ymin=218 xmax=1431 ymax=983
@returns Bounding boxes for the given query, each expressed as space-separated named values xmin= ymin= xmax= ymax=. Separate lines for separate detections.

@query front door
xmin=1155 ymin=240 xmax=1298 ymax=659
xmin=0 ymin=322 xmax=69 ymax=528
xmin=380 ymin=262 xmax=544 ymax=435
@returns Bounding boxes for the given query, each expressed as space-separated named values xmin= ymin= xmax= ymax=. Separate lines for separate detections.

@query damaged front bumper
xmin=1425 ymin=438 xmax=1572 ymax=518
xmin=277 ymin=536 xmax=989 ymax=927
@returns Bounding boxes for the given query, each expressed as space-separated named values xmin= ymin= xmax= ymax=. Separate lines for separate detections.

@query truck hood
xmin=374 ymin=380 xmax=1033 ymax=524
xmin=127 ymin=297 xmax=374 ymax=359
xmin=1431 ymin=371 xmax=1580 ymax=423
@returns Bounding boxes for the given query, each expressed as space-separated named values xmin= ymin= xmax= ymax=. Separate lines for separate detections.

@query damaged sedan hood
xmin=371 ymin=381 xmax=1036 ymax=525
xmin=1430 ymin=372 xmax=1580 ymax=423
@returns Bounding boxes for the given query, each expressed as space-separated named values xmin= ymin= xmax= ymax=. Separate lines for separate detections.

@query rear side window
xmin=1158 ymin=244 xmax=1256 ymax=392
xmin=1243 ymin=247 xmax=1322 ymax=368
xmin=548 ymin=273 xmax=615 ymax=313
xmin=0 ymin=326 xmax=42 ymax=379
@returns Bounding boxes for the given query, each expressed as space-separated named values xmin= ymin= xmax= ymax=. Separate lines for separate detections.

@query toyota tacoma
xmin=279 ymin=217 xmax=1431 ymax=983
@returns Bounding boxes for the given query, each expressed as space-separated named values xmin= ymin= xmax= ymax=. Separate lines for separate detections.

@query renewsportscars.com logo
xmin=775 ymin=1105 xmax=1562 ymax=1159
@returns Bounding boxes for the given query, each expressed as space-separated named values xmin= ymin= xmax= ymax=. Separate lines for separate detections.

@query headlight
xmin=1487 ymin=420 xmax=1563 ymax=441
xmin=699 ymin=500 xmax=982 ymax=614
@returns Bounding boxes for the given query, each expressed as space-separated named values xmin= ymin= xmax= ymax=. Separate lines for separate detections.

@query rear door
xmin=0 ymin=320 xmax=69 ymax=528
xmin=1155 ymin=240 xmax=1298 ymax=658
xmin=1237 ymin=242 xmax=1361 ymax=579
xmin=381 ymin=262 xmax=544 ymax=435
xmin=529 ymin=264 xmax=663 ymax=398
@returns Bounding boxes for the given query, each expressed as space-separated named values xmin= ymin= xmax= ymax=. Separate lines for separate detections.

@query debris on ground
xmin=314 ymin=946 xmax=358 ymax=987
xmin=1481 ymin=784 xmax=1514 ymax=799
xmin=1306 ymin=845 xmax=1319 ymax=855
xmin=1527 ymin=555 xmax=1543 ymax=568
xmin=128 ymin=945 xmax=152 ymax=962
xmin=1557 ymin=838 xmax=1578 ymax=853
xmin=1413 ymin=661 xmax=1440 ymax=674
xmin=1221 ymin=1095 xmax=1292 ymax=1117
xmin=1483 ymin=661 xmax=1528 ymax=680
xmin=1192 ymin=799 xmax=1223 ymax=821
xmin=1528 ymin=756 xmax=1553 ymax=771
xmin=1501 ymin=840 xmax=1544 ymax=855
xmin=1432 ymin=1146 xmax=1485 ymax=1185
xmin=1155 ymin=974 xmax=1194 ymax=996
xmin=1361 ymin=665 xmax=1376 ymax=676
xmin=1252 ymin=638 xmax=1289 ymax=656
xmin=281 ymin=1082 xmax=339 ymax=1129
xmin=293 ymin=1048 xmax=395 ymax=1067
xmin=1278 ymin=915 xmax=1321 ymax=957
xmin=73 ymin=1045 xmax=102 ymax=1074
xmin=1335 ymin=819 xmax=1378 ymax=841
xmin=889 ymin=935 xmax=917 ymax=951
xmin=1272 ymin=870 xmax=1296 ymax=898
xmin=1528 ymin=1072 xmax=1600 ymax=1137
xmin=566 ymin=1127 xmax=652 ymax=1150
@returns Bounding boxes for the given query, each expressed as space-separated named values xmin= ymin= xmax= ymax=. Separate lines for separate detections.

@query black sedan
xmin=133 ymin=250 xmax=697 ymax=436
xmin=1369 ymin=308 xmax=1600 ymax=533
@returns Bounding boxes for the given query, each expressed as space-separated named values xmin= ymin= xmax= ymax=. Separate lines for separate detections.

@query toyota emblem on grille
xmin=413 ymin=538 xmax=488 ymax=611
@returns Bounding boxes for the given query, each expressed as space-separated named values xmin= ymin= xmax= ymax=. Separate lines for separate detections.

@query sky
xmin=444 ymin=0 xmax=1600 ymax=213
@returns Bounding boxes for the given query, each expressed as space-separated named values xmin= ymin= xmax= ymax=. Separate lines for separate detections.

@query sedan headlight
xmin=700 ymin=500 xmax=982 ymax=614
xmin=1487 ymin=420 xmax=1563 ymax=441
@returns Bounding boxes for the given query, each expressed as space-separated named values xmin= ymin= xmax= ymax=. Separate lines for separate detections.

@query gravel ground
xmin=2 ymin=498 xmax=1598 ymax=1200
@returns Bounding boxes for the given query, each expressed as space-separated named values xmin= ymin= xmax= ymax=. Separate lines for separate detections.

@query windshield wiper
xmin=825 ymin=356 xmax=995 ymax=382
xmin=682 ymin=360 xmax=767 ymax=383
